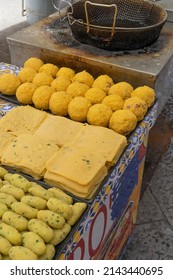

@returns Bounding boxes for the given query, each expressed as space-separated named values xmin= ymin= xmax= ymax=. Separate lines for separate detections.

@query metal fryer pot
xmin=67 ymin=0 xmax=167 ymax=51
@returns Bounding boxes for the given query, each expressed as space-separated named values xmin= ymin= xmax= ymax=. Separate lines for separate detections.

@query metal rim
xmin=67 ymin=2 xmax=167 ymax=31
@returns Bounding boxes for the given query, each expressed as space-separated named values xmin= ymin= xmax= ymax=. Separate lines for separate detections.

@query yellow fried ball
xmin=32 ymin=85 xmax=55 ymax=110
xmin=73 ymin=70 xmax=94 ymax=87
xmin=32 ymin=72 xmax=54 ymax=87
xmin=51 ymin=76 xmax=71 ymax=92
xmin=87 ymin=103 xmax=112 ymax=127
xmin=56 ymin=67 xmax=75 ymax=81
xmin=24 ymin=57 xmax=44 ymax=72
xmin=39 ymin=63 xmax=59 ymax=77
xmin=16 ymin=82 xmax=37 ymax=104
xmin=18 ymin=67 xmax=37 ymax=83
xmin=131 ymin=85 xmax=155 ymax=108
xmin=123 ymin=96 xmax=147 ymax=121
xmin=68 ymin=96 xmax=91 ymax=122
xmin=49 ymin=91 xmax=72 ymax=116
xmin=67 ymin=82 xmax=89 ymax=98
xmin=108 ymin=81 xmax=133 ymax=100
xmin=109 ymin=109 xmax=137 ymax=135
xmin=92 ymin=74 xmax=114 ymax=94
xmin=85 ymin=87 xmax=106 ymax=104
xmin=0 ymin=73 xmax=21 ymax=95
xmin=102 ymin=94 xmax=124 ymax=112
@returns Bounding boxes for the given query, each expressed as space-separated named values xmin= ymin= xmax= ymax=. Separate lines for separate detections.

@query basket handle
xmin=84 ymin=1 xmax=117 ymax=38
xmin=52 ymin=0 xmax=72 ymax=21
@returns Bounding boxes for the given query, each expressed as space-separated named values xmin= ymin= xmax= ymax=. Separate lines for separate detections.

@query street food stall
xmin=0 ymin=0 xmax=173 ymax=260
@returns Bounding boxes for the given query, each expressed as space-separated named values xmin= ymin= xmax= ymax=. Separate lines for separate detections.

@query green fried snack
xmin=2 ymin=211 xmax=28 ymax=231
xmin=0 ymin=235 xmax=12 ymax=255
xmin=28 ymin=218 xmax=54 ymax=243
xmin=47 ymin=197 xmax=73 ymax=220
xmin=28 ymin=184 xmax=54 ymax=201
xmin=9 ymin=246 xmax=38 ymax=260
xmin=0 ymin=167 xmax=8 ymax=179
xmin=11 ymin=202 xmax=38 ymax=219
xmin=0 ymin=193 xmax=17 ymax=207
xmin=67 ymin=202 xmax=87 ymax=226
xmin=0 ymin=222 xmax=22 ymax=245
xmin=37 ymin=210 xmax=65 ymax=229
xmin=0 ymin=184 xmax=25 ymax=201
xmin=39 ymin=244 xmax=55 ymax=260
xmin=4 ymin=173 xmax=13 ymax=183
xmin=47 ymin=188 xmax=73 ymax=204
xmin=50 ymin=223 xmax=71 ymax=246
xmin=4 ymin=174 xmax=31 ymax=192
xmin=0 ymin=202 xmax=8 ymax=218
xmin=22 ymin=231 xmax=46 ymax=256
xmin=21 ymin=195 xmax=47 ymax=210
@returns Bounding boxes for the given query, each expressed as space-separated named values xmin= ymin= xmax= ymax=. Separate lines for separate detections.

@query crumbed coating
xmin=123 ymin=96 xmax=148 ymax=121
xmin=49 ymin=91 xmax=72 ymax=116
xmin=68 ymin=96 xmax=92 ymax=122
xmin=18 ymin=67 xmax=37 ymax=83
xmin=16 ymin=82 xmax=37 ymax=104
xmin=85 ymin=87 xmax=106 ymax=104
xmin=24 ymin=57 xmax=44 ymax=72
xmin=102 ymin=94 xmax=124 ymax=112
xmin=0 ymin=73 xmax=21 ymax=95
xmin=108 ymin=81 xmax=133 ymax=100
xmin=39 ymin=63 xmax=59 ymax=78
xmin=109 ymin=109 xmax=137 ymax=135
xmin=32 ymin=72 xmax=54 ymax=87
xmin=92 ymin=75 xmax=114 ymax=94
xmin=56 ymin=67 xmax=75 ymax=81
xmin=72 ymin=70 xmax=94 ymax=87
xmin=87 ymin=103 xmax=112 ymax=127
xmin=67 ymin=82 xmax=89 ymax=98
xmin=131 ymin=85 xmax=155 ymax=108
xmin=51 ymin=76 xmax=71 ymax=92
xmin=32 ymin=86 xmax=55 ymax=110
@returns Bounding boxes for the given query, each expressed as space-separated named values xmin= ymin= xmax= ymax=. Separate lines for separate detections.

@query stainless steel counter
xmin=7 ymin=11 xmax=173 ymax=114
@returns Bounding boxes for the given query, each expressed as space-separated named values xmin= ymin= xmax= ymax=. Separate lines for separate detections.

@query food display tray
xmin=0 ymin=165 xmax=90 ymax=260
xmin=0 ymin=98 xmax=158 ymax=204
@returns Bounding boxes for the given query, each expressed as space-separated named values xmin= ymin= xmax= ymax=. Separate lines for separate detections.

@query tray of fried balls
xmin=0 ymin=166 xmax=87 ymax=260
xmin=0 ymin=57 xmax=156 ymax=137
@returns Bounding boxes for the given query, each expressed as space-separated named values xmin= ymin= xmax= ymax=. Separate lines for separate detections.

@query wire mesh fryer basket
xmin=67 ymin=0 xmax=167 ymax=50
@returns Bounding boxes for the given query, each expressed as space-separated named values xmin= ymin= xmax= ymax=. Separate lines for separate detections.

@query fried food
xmin=39 ymin=63 xmax=59 ymax=77
xmin=108 ymin=81 xmax=133 ymax=100
xmin=87 ymin=103 xmax=112 ymax=127
xmin=32 ymin=72 xmax=53 ymax=87
xmin=85 ymin=87 xmax=106 ymax=104
xmin=92 ymin=74 xmax=114 ymax=94
xmin=0 ymin=73 xmax=21 ymax=95
xmin=72 ymin=70 xmax=94 ymax=87
xmin=1 ymin=134 xmax=59 ymax=179
xmin=56 ymin=67 xmax=75 ymax=81
xmin=32 ymin=85 xmax=54 ymax=110
xmin=102 ymin=94 xmax=124 ymax=112
xmin=67 ymin=82 xmax=89 ymax=98
xmin=16 ymin=82 xmax=37 ymax=104
xmin=24 ymin=57 xmax=44 ymax=72
xmin=34 ymin=114 xmax=84 ymax=147
xmin=51 ymin=76 xmax=71 ymax=92
xmin=131 ymin=85 xmax=155 ymax=108
xmin=18 ymin=67 xmax=37 ymax=83
xmin=68 ymin=96 xmax=92 ymax=122
xmin=109 ymin=109 xmax=137 ymax=135
xmin=123 ymin=96 xmax=148 ymax=121
xmin=0 ymin=106 xmax=47 ymax=136
xmin=49 ymin=91 xmax=72 ymax=116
